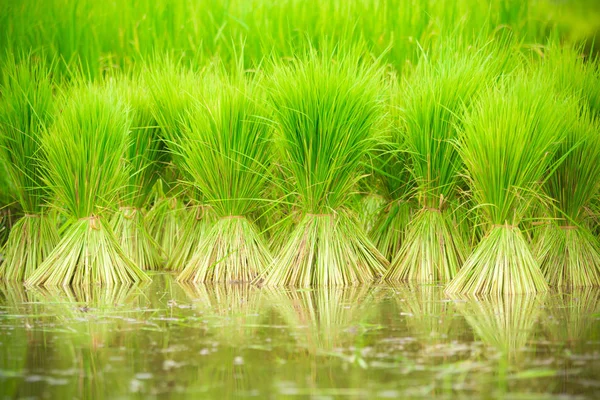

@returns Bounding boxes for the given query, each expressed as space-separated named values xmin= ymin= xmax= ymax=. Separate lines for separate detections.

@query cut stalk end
xmin=385 ymin=209 xmax=464 ymax=283
xmin=445 ymin=225 xmax=548 ymax=295
xmin=259 ymin=213 xmax=388 ymax=287
xmin=535 ymin=225 xmax=600 ymax=288
xmin=26 ymin=218 xmax=149 ymax=287
xmin=0 ymin=214 xmax=59 ymax=281
xmin=177 ymin=216 xmax=272 ymax=283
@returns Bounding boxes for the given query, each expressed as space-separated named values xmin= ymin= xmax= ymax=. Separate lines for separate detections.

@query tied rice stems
xmin=177 ymin=72 xmax=273 ymax=282
xmin=111 ymin=76 xmax=166 ymax=271
xmin=259 ymin=49 xmax=389 ymax=286
xmin=146 ymin=178 xmax=185 ymax=262
xmin=27 ymin=83 xmax=149 ymax=286
xmin=146 ymin=59 xmax=213 ymax=270
xmin=0 ymin=55 xmax=59 ymax=280
xmin=369 ymin=82 xmax=415 ymax=260
xmin=446 ymin=72 xmax=567 ymax=295
xmin=385 ymin=44 xmax=498 ymax=283
xmin=533 ymin=46 xmax=600 ymax=288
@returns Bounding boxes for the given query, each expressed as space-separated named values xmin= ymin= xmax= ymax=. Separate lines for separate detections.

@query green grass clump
xmin=0 ymin=56 xmax=59 ymax=281
xmin=446 ymin=73 xmax=566 ymax=295
xmin=27 ymin=83 xmax=149 ymax=286
xmin=259 ymin=50 xmax=389 ymax=286
xmin=111 ymin=76 xmax=166 ymax=271
xmin=535 ymin=106 xmax=600 ymax=288
xmin=177 ymin=72 xmax=273 ymax=283
xmin=384 ymin=44 xmax=499 ymax=283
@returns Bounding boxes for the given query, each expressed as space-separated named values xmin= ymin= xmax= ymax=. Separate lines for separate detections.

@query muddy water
xmin=0 ymin=274 xmax=599 ymax=399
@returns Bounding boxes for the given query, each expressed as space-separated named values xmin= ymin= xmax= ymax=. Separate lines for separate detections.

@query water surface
xmin=1 ymin=275 xmax=599 ymax=399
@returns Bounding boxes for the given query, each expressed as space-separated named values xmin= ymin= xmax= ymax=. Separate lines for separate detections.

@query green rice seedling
xmin=27 ymin=83 xmax=149 ymax=286
xmin=110 ymin=76 xmax=167 ymax=271
xmin=384 ymin=45 xmax=499 ymax=283
xmin=369 ymin=80 xmax=415 ymax=260
xmin=0 ymin=159 xmax=17 ymax=249
xmin=535 ymin=106 xmax=600 ymax=288
xmin=539 ymin=42 xmax=600 ymax=115
xmin=145 ymin=59 xmax=215 ymax=270
xmin=146 ymin=176 xmax=185 ymax=262
xmin=445 ymin=73 xmax=567 ymax=295
xmin=177 ymin=72 xmax=273 ymax=283
xmin=369 ymin=140 xmax=414 ymax=260
xmin=0 ymin=56 xmax=59 ymax=281
xmin=259 ymin=49 xmax=389 ymax=286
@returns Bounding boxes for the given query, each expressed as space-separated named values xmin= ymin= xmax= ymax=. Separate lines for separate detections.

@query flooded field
xmin=0 ymin=274 xmax=599 ymax=399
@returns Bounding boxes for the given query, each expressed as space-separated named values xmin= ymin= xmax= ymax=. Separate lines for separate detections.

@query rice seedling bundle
xmin=445 ymin=73 xmax=567 ymax=295
xmin=369 ymin=81 xmax=415 ymax=260
xmin=0 ymin=56 xmax=59 ymax=281
xmin=27 ymin=83 xmax=149 ymax=286
xmin=177 ymin=73 xmax=273 ymax=283
xmin=384 ymin=46 xmax=498 ymax=283
xmin=260 ymin=49 xmax=389 ymax=287
xmin=111 ymin=77 xmax=167 ymax=271
xmin=0 ymin=156 xmax=16 ymax=249
xmin=145 ymin=61 xmax=214 ymax=270
xmin=535 ymin=106 xmax=600 ymax=287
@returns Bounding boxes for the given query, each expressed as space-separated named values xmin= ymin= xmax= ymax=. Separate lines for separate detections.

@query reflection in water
xmin=0 ymin=276 xmax=599 ymax=399
xmin=544 ymin=288 xmax=600 ymax=344
xmin=264 ymin=285 xmax=377 ymax=353
xmin=393 ymin=284 xmax=465 ymax=343
xmin=451 ymin=293 xmax=546 ymax=363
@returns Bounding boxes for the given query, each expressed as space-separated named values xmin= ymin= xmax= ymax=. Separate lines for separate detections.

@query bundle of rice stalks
xmin=535 ymin=106 xmax=600 ymax=288
xmin=111 ymin=76 xmax=167 ymax=271
xmin=27 ymin=83 xmax=149 ymax=286
xmin=260 ymin=49 xmax=389 ymax=286
xmin=369 ymin=83 xmax=415 ymax=260
xmin=177 ymin=72 xmax=273 ymax=283
xmin=385 ymin=46 xmax=498 ymax=283
xmin=0 ymin=159 xmax=17 ymax=249
xmin=452 ymin=293 xmax=546 ymax=363
xmin=533 ymin=45 xmax=600 ymax=288
xmin=145 ymin=60 xmax=213 ymax=270
xmin=446 ymin=73 xmax=566 ymax=295
xmin=0 ymin=56 xmax=59 ymax=281
xmin=146 ymin=173 xmax=185 ymax=263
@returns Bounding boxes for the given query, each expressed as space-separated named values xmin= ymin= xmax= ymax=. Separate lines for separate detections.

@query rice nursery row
xmin=1 ymin=0 xmax=600 ymax=296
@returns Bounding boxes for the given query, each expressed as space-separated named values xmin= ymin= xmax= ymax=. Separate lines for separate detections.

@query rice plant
xmin=384 ymin=44 xmax=499 ymax=283
xmin=259 ymin=49 xmax=389 ymax=286
xmin=111 ymin=76 xmax=166 ymax=271
xmin=27 ymin=83 xmax=149 ymax=286
xmin=0 ymin=56 xmax=59 ymax=281
xmin=177 ymin=72 xmax=273 ymax=283
xmin=535 ymin=106 xmax=600 ymax=287
xmin=145 ymin=60 xmax=214 ymax=270
xmin=369 ymin=81 xmax=415 ymax=260
xmin=445 ymin=73 xmax=567 ymax=295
